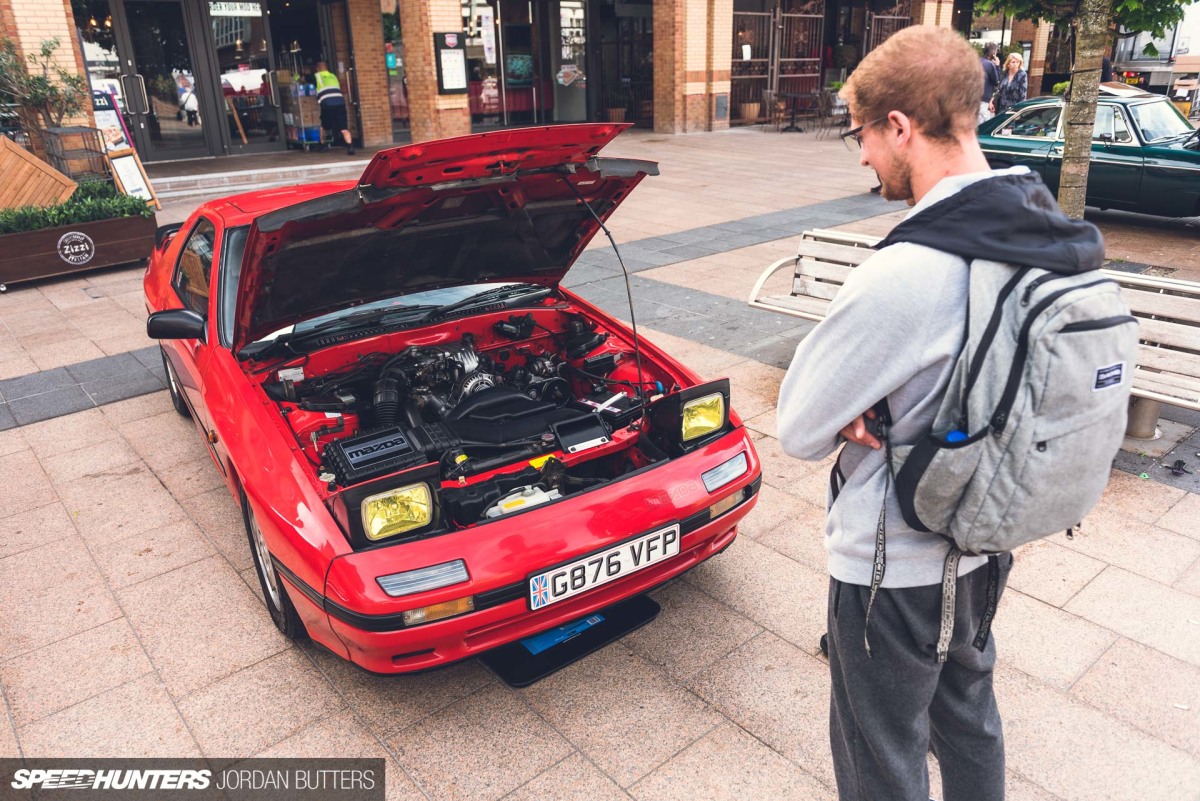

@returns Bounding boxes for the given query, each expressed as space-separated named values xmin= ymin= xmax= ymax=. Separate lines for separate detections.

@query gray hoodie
xmin=776 ymin=167 xmax=1104 ymax=588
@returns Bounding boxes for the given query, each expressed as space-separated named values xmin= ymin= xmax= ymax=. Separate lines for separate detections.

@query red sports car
xmin=145 ymin=124 xmax=762 ymax=676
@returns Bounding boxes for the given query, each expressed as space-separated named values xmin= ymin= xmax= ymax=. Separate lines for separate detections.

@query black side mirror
xmin=148 ymin=309 xmax=206 ymax=343
xmin=1098 ymin=133 xmax=1114 ymax=144
xmin=155 ymin=222 xmax=183 ymax=250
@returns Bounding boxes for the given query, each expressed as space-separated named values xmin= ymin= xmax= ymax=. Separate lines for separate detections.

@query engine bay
xmin=256 ymin=305 xmax=694 ymax=538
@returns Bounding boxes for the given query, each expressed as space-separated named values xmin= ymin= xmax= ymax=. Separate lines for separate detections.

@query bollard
xmin=1125 ymin=397 xmax=1162 ymax=439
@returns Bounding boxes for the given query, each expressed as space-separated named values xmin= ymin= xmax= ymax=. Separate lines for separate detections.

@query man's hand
xmin=840 ymin=408 xmax=882 ymax=449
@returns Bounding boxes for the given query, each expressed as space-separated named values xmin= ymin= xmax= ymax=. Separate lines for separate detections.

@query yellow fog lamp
xmin=682 ymin=392 xmax=725 ymax=442
xmin=361 ymin=483 xmax=432 ymax=542
xmin=402 ymin=596 xmax=475 ymax=626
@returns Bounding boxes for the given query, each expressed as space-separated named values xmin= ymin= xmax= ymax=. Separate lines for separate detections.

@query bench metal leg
xmin=1126 ymin=397 xmax=1162 ymax=439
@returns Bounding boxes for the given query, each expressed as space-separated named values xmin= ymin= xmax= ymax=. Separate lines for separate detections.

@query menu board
xmin=107 ymin=148 xmax=160 ymax=210
xmin=91 ymin=91 xmax=132 ymax=152
xmin=434 ymin=32 xmax=468 ymax=94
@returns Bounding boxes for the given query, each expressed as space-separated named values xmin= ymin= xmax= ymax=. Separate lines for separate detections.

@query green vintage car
xmin=978 ymin=84 xmax=1200 ymax=218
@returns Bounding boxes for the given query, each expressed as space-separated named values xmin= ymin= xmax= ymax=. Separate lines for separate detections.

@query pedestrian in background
xmin=990 ymin=52 xmax=1027 ymax=116
xmin=314 ymin=59 xmax=355 ymax=156
xmin=778 ymin=22 xmax=1105 ymax=801
xmin=979 ymin=43 xmax=1000 ymax=123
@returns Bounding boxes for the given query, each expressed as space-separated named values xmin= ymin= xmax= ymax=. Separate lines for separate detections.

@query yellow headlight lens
xmin=361 ymin=483 xmax=432 ymax=541
xmin=681 ymin=393 xmax=725 ymax=442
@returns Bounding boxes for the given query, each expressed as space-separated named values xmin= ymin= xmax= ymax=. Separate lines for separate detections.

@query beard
xmin=878 ymin=154 xmax=914 ymax=203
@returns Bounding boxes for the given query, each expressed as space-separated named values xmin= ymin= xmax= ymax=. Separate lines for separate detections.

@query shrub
xmin=0 ymin=181 xmax=153 ymax=235
xmin=1052 ymin=81 xmax=1071 ymax=95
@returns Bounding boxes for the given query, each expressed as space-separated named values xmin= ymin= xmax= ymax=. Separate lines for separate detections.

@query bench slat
xmin=792 ymin=277 xmax=843 ymax=301
xmin=794 ymin=239 xmax=877 ymax=266
xmin=1131 ymin=371 xmax=1200 ymax=406
xmin=1137 ymin=317 xmax=1200 ymax=354
xmin=803 ymin=229 xmax=882 ymax=248
xmin=795 ymin=257 xmax=854 ymax=284
xmin=1124 ymin=288 xmax=1200 ymax=326
xmin=758 ymin=293 xmax=833 ymax=322
xmin=1136 ymin=344 xmax=1200 ymax=377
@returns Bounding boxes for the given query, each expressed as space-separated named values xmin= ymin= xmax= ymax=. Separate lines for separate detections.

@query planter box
xmin=0 ymin=214 xmax=157 ymax=291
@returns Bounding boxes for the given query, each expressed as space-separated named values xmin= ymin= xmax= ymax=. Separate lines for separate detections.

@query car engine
xmin=266 ymin=314 xmax=656 ymax=521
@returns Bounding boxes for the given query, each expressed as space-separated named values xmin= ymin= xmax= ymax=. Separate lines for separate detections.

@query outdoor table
xmin=777 ymin=91 xmax=816 ymax=133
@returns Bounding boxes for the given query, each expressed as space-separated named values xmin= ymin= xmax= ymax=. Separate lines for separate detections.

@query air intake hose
xmin=373 ymin=367 xmax=409 ymax=429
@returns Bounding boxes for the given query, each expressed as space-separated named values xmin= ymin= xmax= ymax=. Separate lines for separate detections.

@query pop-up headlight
xmin=648 ymin=378 xmax=732 ymax=455
xmin=361 ymin=482 xmax=432 ymax=541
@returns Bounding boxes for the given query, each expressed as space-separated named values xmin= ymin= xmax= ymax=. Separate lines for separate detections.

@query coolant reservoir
xmin=483 ymin=486 xmax=562 ymax=518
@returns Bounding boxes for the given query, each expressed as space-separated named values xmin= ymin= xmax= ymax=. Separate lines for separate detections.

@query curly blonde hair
xmin=840 ymin=25 xmax=982 ymax=143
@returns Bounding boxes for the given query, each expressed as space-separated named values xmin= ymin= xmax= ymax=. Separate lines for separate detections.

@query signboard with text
xmin=434 ymin=32 xmax=468 ymax=94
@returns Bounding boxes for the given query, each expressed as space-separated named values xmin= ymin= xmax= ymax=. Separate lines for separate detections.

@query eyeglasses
xmin=841 ymin=116 xmax=890 ymax=150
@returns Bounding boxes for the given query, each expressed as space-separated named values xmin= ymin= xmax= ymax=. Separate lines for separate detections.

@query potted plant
xmin=0 ymin=37 xmax=87 ymax=151
xmin=605 ymin=86 xmax=629 ymax=123
xmin=739 ymin=99 xmax=761 ymax=123
xmin=0 ymin=181 xmax=156 ymax=291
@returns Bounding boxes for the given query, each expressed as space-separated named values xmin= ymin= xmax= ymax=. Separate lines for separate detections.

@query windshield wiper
xmin=421 ymin=284 xmax=553 ymax=321
xmin=240 ymin=304 xmax=440 ymax=360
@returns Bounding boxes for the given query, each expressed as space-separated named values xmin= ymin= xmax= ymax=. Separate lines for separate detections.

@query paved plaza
xmin=1 ymin=128 xmax=1198 ymax=800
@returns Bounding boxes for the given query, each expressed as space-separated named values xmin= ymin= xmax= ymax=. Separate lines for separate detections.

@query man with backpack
xmin=776 ymin=25 xmax=1137 ymax=801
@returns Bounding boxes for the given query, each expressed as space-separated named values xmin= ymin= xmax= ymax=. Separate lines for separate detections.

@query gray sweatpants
xmin=827 ymin=554 xmax=1013 ymax=801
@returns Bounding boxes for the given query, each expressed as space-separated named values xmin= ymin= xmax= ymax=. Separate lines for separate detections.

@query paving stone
xmin=100 ymin=390 xmax=175 ymax=425
xmin=7 ymin=385 xmax=94 ymax=425
xmin=991 ymin=590 xmax=1117 ymax=691
xmin=131 ymin=345 xmax=163 ymax=372
xmin=737 ymin=477 xmax=820 ymax=540
xmin=63 ymin=352 xmax=143 ymax=384
xmin=57 ymin=465 xmax=186 ymax=547
xmin=687 ymin=632 xmax=834 ymax=787
xmin=178 ymin=649 xmax=344 ymax=757
xmin=1007 ymin=539 xmax=1106 ymax=608
xmin=92 ymin=518 xmax=215 ymax=589
xmin=630 ymin=722 xmax=834 ymax=801
xmin=20 ymin=407 xmax=119 ymax=461
xmin=0 ymin=403 xmax=13 ymax=431
xmin=1177 ymin=557 xmax=1200 ymax=598
xmin=1092 ymin=470 xmax=1187 ymax=527
xmin=156 ymin=456 xmax=225 ymax=501
xmin=117 ymin=555 xmax=290 ymax=697
xmin=0 ymin=503 xmax=74 ymax=560
xmin=1059 ymin=516 xmax=1200 ymax=585
xmin=0 ymin=704 xmax=17 ymax=758
xmin=519 ymin=645 xmax=720 ymax=787
xmin=0 ymin=367 xmax=75 ymax=402
xmin=622 ymin=580 xmax=762 ymax=681
xmin=1156 ymin=493 xmax=1200 ymax=541
xmin=0 ymin=449 xmax=53 ymax=521
xmin=1070 ymin=638 xmax=1200 ymax=759
xmin=996 ymin=662 xmax=1200 ymax=801
xmin=303 ymin=643 xmax=493 ymax=738
xmin=506 ymin=753 xmax=627 ymax=801
xmin=389 ymin=684 xmax=572 ymax=801
xmin=685 ymin=536 xmax=828 ymax=655
xmin=756 ymin=499 xmax=830 ymax=574
xmin=82 ymin=368 xmax=166 ymax=406
xmin=0 ymin=618 xmax=153 ymax=726
xmin=118 ymin=410 xmax=210 ymax=472
xmin=17 ymin=675 xmax=200 ymax=758
xmin=1065 ymin=567 xmax=1200 ymax=668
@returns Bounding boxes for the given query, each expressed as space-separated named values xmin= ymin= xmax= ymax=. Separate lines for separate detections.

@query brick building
xmin=1 ymin=0 xmax=1037 ymax=164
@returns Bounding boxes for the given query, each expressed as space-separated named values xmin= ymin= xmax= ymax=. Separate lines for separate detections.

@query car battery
xmin=575 ymin=390 xmax=643 ymax=429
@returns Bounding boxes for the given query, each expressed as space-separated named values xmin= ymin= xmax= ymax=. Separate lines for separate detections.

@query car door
xmin=982 ymin=104 xmax=1064 ymax=189
xmin=166 ymin=217 xmax=220 ymax=445
xmin=1085 ymin=103 xmax=1143 ymax=210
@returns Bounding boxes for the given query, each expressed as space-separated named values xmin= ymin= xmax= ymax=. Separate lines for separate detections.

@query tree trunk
xmin=1057 ymin=0 xmax=1113 ymax=219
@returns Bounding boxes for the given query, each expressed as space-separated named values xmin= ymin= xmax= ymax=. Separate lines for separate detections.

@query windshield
xmin=1128 ymin=100 xmax=1194 ymax=143
xmin=254 ymin=282 xmax=528 ymax=343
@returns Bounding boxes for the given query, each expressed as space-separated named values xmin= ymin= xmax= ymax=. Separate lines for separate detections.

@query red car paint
xmin=145 ymin=125 xmax=762 ymax=674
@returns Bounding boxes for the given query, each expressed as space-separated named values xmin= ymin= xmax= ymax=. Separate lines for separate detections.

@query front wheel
xmin=241 ymin=489 xmax=308 ymax=641
xmin=161 ymin=348 xmax=190 ymax=418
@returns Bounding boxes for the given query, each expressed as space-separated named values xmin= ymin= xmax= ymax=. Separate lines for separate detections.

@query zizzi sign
xmin=57 ymin=231 xmax=95 ymax=265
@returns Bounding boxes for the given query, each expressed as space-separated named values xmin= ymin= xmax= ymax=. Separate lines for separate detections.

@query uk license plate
xmin=528 ymin=525 xmax=681 ymax=610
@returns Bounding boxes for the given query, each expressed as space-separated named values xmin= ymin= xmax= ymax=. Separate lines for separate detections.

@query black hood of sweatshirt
xmin=877 ymin=171 xmax=1104 ymax=274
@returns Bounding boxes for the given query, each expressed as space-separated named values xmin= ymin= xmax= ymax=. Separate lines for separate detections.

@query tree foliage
xmin=976 ymin=0 xmax=1190 ymax=43
xmin=0 ymin=38 xmax=88 ymax=130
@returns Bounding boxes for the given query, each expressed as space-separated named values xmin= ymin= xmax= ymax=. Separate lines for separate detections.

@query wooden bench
xmin=749 ymin=229 xmax=1200 ymax=437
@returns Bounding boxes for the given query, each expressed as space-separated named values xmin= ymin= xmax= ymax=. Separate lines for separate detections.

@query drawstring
xmin=863 ymin=411 xmax=894 ymax=659
xmin=938 ymin=551 xmax=1001 ymax=663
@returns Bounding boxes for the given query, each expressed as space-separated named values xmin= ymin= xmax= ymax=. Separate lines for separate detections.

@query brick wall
xmin=343 ymin=0 xmax=390 ymax=146
xmin=397 ymin=0 xmax=469 ymax=143
xmin=655 ymin=0 xmax=730 ymax=134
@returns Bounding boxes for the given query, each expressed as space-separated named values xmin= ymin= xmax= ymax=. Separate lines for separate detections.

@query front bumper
xmin=284 ymin=428 xmax=761 ymax=674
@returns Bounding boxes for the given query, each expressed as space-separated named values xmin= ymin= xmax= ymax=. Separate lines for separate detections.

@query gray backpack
xmin=870 ymin=260 xmax=1140 ymax=661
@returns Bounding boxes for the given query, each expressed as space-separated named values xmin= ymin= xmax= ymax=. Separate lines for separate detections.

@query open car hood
xmin=233 ymin=123 xmax=658 ymax=353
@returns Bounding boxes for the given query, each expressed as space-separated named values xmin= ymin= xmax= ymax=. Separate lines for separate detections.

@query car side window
xmin=173 ymin=219 xmax=216 ymax=316
xmin=997 ymin=106 xmax=1062 ymax=139
xmin=1112 ymin=107 xmax=1133 ymax=143
xmin=1092 ymin=106 xmax=1114 ymax=140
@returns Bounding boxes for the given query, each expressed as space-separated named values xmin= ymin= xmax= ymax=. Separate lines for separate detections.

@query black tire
xmin=241 ymin=489 xmax=309 ymax=641
xmin=161 ymin=348 xmax=191 ymax=419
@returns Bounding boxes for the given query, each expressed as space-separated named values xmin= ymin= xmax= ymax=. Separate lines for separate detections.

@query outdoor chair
xmin=761 ymin=89 xmax=788 ymax=132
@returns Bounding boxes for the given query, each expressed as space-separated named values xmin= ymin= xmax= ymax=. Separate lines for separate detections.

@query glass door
xmin=115 ymin=0 xmax=213 ymax=160
xmin=207 ymin=0 xmax=284 ymax=154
